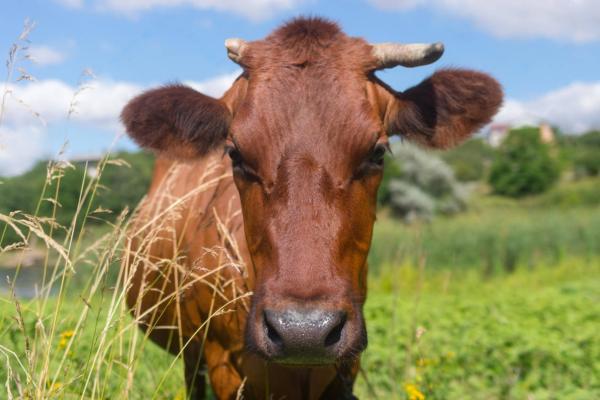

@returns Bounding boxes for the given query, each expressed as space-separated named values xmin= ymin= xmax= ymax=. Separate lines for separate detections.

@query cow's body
xmin=121 ymin=17 xmax=502 ymax=400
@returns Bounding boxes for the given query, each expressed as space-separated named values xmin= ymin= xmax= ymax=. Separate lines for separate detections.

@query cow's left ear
xmin=385 ymin=69 xmax=503 ymax=149
xmin=121 ymin=85 xmax=231 ymax=159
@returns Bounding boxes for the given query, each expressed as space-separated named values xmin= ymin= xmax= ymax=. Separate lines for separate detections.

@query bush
xmin=440 ymin=138 xmax=494 ymax=182
xmin=489 ymin=127 xmax=560 ymax=197
xmin=385 ymin=143 xmax=468 ymax=222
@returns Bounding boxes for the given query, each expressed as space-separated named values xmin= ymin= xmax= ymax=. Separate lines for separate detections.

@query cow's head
xmin=122 ymin=18 xmax=502 ymax=365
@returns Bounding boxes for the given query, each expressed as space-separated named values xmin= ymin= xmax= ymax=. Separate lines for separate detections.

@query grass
xmin=1 ymin=260 xmax=598 ymax=399
xmin=357 ymin=260 xmax=600 ymax=399
xmin=369 ymin=198 xmax=600 ymax=275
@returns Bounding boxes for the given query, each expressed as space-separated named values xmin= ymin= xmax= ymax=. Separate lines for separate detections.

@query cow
xmin=121 ymin=17 xmax=502 ymax=400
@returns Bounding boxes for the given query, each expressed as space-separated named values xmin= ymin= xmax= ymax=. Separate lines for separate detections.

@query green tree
xmin=489 ymin=126 xmax=560 ymax=197
xmin=440 ymin=138 xmax=494 ymax=182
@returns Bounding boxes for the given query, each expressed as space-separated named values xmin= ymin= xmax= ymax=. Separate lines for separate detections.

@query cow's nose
xmin=262 ymin=308 xmax=347 ymax=364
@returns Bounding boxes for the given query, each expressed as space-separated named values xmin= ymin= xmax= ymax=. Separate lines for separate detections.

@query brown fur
xmin=122 ymin=16 xmax=502 ymax=400
xmin=385 ymin=69 xmax=503 ymax=148
xmin=121 ymin=85 xmax=231 ymax=158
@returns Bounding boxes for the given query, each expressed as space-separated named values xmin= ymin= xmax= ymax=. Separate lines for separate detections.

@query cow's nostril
xmin=262 ymin=308 xmax=348 ymax=363
xmin=324 ymin=313 xmax=346 ymax=347
xmin=264 ymin=311 xmax=283 ymax=347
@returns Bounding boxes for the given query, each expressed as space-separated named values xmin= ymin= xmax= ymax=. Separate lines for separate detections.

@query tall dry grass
xmin=0 ymin=20 xmax=249 ymax=399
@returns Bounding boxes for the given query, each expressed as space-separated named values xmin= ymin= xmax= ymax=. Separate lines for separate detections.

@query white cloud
xmin=0 ymin=71 xmax=239 ymax=175
xmin=494 ymin=81 xmax=600 ymax=133
xmin=28 ymin=45 xmax=67 ymax=66
xmin=95 ymin=0 xmax=305 ymax=21
xmin=185 ymin=70 xmax=240 ymax=97
xmin=0 ymin=125 xmax=45 ymax=176
xmin=368 ymin=0 xmax=600 ymax=42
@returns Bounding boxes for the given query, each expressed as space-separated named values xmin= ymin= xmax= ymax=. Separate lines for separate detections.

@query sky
xmin=0 ymin=0 xmax=599 ymax=175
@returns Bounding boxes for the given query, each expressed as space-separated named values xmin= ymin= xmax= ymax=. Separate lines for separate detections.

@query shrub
xmin=385 ymin=143 xmax=468 ymax=222
xmin=440 ymin=138 xmax=494 ymax=182
xmin=489 ymin=127 xmax=560 ymax=197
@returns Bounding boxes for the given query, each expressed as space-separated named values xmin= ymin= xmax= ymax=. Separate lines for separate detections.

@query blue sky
xmin=1 ymin=0 xmax=599 ymax=175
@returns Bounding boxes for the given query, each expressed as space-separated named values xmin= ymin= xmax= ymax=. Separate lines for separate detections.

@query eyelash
xmin=225 ymin=146 xmax=262 ymax=182
xmin=353 ymin=143 xmax=387 ymax=179
xmin=369 ymin=144 xmax=387 ymax=166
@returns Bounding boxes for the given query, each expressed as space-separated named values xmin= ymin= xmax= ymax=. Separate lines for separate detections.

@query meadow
xmin=1 ymin=170 xmax=599 ymax=399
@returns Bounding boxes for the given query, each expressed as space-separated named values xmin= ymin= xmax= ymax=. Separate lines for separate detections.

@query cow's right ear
xmin=121 ymin=85 xmax=231 ymax=159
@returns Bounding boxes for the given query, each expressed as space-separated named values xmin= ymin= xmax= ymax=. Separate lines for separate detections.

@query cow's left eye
xmin=354 ymin=143 xmax=387 ymax=179
xmin=369 ymin=143 xmax=387 ymax=167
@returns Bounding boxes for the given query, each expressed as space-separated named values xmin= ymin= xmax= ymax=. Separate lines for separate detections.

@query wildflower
xmin=173 ymin=388 xmax=187 ymax=400
xmin=58 ymin=330 xmax=75 ymax=349
xmin=48 ymin=381 xmax=63 ymax=394
xmin=404 ymin=383 xmax=425 ymax=400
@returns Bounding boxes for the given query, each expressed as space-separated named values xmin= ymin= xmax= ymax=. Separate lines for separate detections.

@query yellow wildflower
xmin=48 ymin=381 xmax=63 ymax=394
xmin=404 ymin=383 xmax=425 ymax=400
xmin=58 ymin=330 xmax=75 ymax=349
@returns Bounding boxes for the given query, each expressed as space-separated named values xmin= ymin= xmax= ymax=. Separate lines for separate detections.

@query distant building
xmin=487 ymin=123 xmax=511 ymax=147
xmin=539 ymin=123 xmax=555 ymax=144
xmin=487 ymin=123 xmax=555 ymax=147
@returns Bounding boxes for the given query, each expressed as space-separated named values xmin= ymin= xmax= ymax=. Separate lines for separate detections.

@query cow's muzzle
xmin=247 ymin=306 xmax=366 ymax=365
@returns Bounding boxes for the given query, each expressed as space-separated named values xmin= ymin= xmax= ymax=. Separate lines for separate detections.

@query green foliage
xmin=530 ymin=178 xmax=600 ymax=208
xmin=489 ymin=127 xmax=561 ymax=197
xmin=357 ymin=263 xmax=600 ymax=399
xmin=0 ymin=295 xmax=186 ymax=399
xmin=377 ymin=153 xmax=402 ymax=205
xmin=2 ymin=262 xmax=597 ymax=399
xmin=440 ymin=138 xmax=494 ymax=182
xmin=571 ymin=131 xmax=600 ymax=178
xmin=0 ymin=151 xmax=154 ymax=245
xmin=94 ymin=151 xmax=155 ymax=215
xmin=369 ymin=201 xmax=600 ymax=274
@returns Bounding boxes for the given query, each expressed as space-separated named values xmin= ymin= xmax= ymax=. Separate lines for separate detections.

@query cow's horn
xmin=225 ymin=38 xmax=248 ymax=64
xmin=372 ymin=42 xmax=444 ymax=69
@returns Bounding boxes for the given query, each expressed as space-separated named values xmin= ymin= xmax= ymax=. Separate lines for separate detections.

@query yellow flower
xmin=404 ymin=383 xmax=425 ymax=400
xmin=48 ymin=382 xmax=63 ymax=394
xmin=173 ymin=388 xmax=187 ymax=400
xmin=58 ymin=330 xmax=75 ymax=349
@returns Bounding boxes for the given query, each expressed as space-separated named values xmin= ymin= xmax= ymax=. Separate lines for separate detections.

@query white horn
xmin=225 ymin=38 xmax=248 ymax=65
xmin=372 ymin=42 xmax=444 ymax=69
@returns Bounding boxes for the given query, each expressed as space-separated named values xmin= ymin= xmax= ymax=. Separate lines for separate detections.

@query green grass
xmin=369 ymin=198 xmax=600 ymax=274
xmin=2 ymin=260 xmax=598 ymax=399
xmin=356 ymin=261 xmax=600 ymax=399
xmin=0 ymin=294 xmax=186 ymax=399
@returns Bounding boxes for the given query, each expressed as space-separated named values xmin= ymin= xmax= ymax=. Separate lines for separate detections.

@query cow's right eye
xmin=226 ymin=146 xmax=244 ymax=167
xmin=226 ymin=146 xmax=262 ymax=183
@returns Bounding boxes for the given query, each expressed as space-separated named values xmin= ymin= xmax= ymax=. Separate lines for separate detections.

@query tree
xmin=440 ymin=138 xmax=494 ymax=182
xmin=489 ymin=126 xmax=560 ymax=197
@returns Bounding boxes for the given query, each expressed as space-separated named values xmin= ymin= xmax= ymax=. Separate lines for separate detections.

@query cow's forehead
xmin=230 ymin=72 xmax=381 ymax=171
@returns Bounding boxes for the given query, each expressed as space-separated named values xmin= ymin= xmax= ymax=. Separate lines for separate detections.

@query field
xmin=1 ymin=180 xmax=599 ymax=398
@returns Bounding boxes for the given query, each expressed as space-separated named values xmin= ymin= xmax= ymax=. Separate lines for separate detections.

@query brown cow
xmin=121 ymin=17 xmax=502 ymax=400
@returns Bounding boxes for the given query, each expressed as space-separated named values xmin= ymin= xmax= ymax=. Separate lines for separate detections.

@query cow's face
xmin=226 ymin=66 xmax=385 ymax=365
xmin=122 ymin=18 xmax=502 ymax=365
